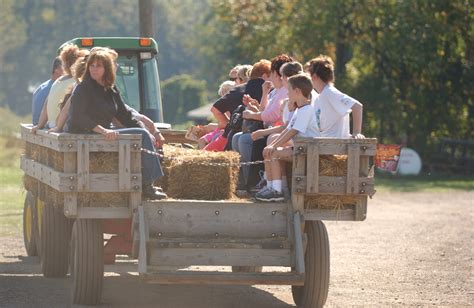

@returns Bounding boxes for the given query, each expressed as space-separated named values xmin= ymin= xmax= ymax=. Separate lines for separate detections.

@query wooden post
xmin=306 ymin=144 xmax=319 ymax=194
xmin=291 ymin=144 xmax=306 ymax=213
xmin=63 ymin=152 xmax=77 ymax=217
xmin=119 ymin=140 xmax=132 ymax=191
xmin=77 ymin=140 xmax=90 ymax=192
xmin=346 ymin=144 xmax=360 ymax=194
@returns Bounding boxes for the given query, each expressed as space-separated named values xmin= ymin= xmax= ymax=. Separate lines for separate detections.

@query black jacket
xmin=212 ymin=78 xmax=265 ymax=115
xmin=66 ymin=77 xmax=140 ymax=133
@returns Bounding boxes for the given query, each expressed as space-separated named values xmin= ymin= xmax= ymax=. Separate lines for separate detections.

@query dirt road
xmin=0 ymin=191 xmax=472 ymax=307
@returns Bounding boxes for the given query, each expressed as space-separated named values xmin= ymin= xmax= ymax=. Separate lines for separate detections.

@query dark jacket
xmin=66 ymin=77 xmax=140 ymax=133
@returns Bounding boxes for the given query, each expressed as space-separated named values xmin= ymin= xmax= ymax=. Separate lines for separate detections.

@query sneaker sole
xmin=255 ymin=196 xmax=285 ymax=202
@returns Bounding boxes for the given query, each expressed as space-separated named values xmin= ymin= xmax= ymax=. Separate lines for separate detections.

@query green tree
xmin=161 ymin=74 xmax=207 ymax=124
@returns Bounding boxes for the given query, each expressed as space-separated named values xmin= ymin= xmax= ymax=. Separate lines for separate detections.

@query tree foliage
xmin=161 ymin=74 xmax=207 ymax=124
xmin=194 ymin=0 xmax=473 ymax=158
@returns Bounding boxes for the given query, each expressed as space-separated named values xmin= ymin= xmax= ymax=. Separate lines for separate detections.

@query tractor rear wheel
xmin=22 ymin=191 xmax=37 ymax=256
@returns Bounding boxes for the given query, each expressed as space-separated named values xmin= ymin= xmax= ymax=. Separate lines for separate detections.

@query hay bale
xmin=157 ymin=145 xmax=239 ymax=200
xmin=78 ymin=192 xmax=128 ymax=207
xmin=306 ymin=155 xmax=360 ymax=210
xmin=22 ymin=175 xmax=38 ymax=195
xmin=89 ymin=152 xmax=119 ymax=173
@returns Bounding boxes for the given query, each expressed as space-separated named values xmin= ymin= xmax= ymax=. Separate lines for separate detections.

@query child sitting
xmin=196 ymin=80 xmax=235 ymax=149
xmin=256 ymin=73 xmax=319 ymax=202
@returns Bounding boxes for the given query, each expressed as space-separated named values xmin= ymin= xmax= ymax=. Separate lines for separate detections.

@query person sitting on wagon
xmin=65 ymin=48 xmax=166 ymax=200
xmin=33 ymin=44 xmax=88 ymax=131
xmin=256 ymin=73 xmax=319 ymax=202
xmin=307 ymin=55 xmax=364 ymax=139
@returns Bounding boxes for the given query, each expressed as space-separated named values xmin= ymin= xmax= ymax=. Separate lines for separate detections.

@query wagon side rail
xmin=291 ymin=137 xmax=377 ymax=221
xmin=20 ymin=124 xmax=142 ymax=219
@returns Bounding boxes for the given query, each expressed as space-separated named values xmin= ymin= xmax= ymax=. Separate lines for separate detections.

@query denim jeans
xmin=232 ymin=132 xmax=253 ymax=188
xmin=113 ymin=128 xmax=163 ymax=185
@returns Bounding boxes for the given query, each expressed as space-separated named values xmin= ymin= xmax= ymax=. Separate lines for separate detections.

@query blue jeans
xmin=232 ymin=132 xmax=254 ymax=188
xmin=114 ymin=128 xmax=163 ymax=186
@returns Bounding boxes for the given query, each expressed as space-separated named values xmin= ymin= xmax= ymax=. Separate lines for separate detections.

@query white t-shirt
xmin=287 ymin=104 xmax=320 ymax=138
xmin=46 ymin=76 xmax=75 ymax=128
xmin=311 ymin=84 xmax=358 ymax=137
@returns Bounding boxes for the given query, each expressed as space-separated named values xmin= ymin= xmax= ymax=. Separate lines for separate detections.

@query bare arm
xmin=49 ymin=97 xmax=71 ymax=132
xmin=351 ymin=102 xmax=364 ymax=138
xmin=32 ymin=98 xmax=49 ymax=133
xmin=251 ymin=124 xmax=286 ymax=141
xmin=211 ymin=106 xmax=230 ymax=128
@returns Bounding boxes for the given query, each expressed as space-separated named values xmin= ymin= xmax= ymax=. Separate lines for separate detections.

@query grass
xmin=0 ymin=164 xmax=25 ymax=237
xmin=375 ymin=172 xmax=474 ymax=192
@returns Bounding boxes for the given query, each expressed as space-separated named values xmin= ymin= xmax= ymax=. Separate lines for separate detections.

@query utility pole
xmin=139 ymin=0 xmax=154 ymax=37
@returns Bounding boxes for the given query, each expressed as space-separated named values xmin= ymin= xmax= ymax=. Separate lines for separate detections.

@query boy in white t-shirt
xmin=307 ymin=55 xmax=365 ymax=138
xmin=256 ymin=73 xmax=319 ymax=202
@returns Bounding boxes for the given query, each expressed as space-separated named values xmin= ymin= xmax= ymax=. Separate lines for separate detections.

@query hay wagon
xmin=20 ymin=124 xmax=376 ymax=307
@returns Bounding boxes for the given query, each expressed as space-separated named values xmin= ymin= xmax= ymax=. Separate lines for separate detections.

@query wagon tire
xmin=40 ymin=203 xmax=72 ymax=277
xmin=23 ymin=191 xmax=37 ymax=256
xmin=71 ymin=219 xmax=104 ymax=306
xmin=231 ymin=266 xmax=263 ymax=273
xmin=33 ymin=197 xmax=44 ymax=258
xmin=291 ymin=220 xmax=330 ymax=308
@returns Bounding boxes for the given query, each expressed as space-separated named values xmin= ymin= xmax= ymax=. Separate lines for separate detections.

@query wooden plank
xmin=295 ymin=136 xmax=377 ymax=145
xmin=360 ymin=155 xmax=370 ymax=177
xmin=129 ymin=150 xmax=142 ymax=210
xmin=148 ymin=247 xmax=292 ymax=267
xmin=77 ymin=207 xmax=131 ymax=219
xmin=88 ymin=174 xmax=141 ymax=192
xmin=293 ymin=212 xmax=305 ymax=275
xmin=303 ymin=208 xmax=355 ymax=221
xmin=150 ymin=238 xmax=291 ymax=249
xmin=291 ymin=143 xmax=306 ymax=213
xmin=144 ymin=201 xmax=287 ymax=239
xmin=77 ymin=140 xmax=90 ymax=191
xmin=63 ymin=152 xmax=77 ymax=217
xmin=138 ymin=206 xmax=147 ymax=273
xmin=20 ymin=125 xmax=142 ymax=152
xmin=119 ymin=140 xmax=132 ymax=191
xmin=354 ymin=196 xmax=368 ymax=221
xmin=306 ymin=144 xmax=319 ymax=193
xmin=161 ymin=129 xmax=196 ymax=144
xmin=346 ymin=144 xmax=360 ymax=194
xmin=21 ymin=156 xmax=141 ymax=192
xmin=292 ymin=175 xmax=374 ymax=195
xmin=141 ymin=271 xmax=304 ymax=286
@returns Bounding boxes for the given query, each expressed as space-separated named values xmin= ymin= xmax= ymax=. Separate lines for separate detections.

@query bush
xmin=161 ymin=74 xmax=207 ymax=125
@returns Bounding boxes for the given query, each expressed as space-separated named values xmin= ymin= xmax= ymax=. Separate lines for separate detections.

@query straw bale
xmin=90 ymin=152 xmax=118 ymax=173
xmin=78 ymin=192 xmax=128 ymax=207
xmin=305 ymin=155 xmax=355 ymax=209
xmin=22 ymin=175 xmax=38 ymax=195
xmin=157 ymin=145 xmax=239 ymax=200
xmin=305 ymin=195 xmax=359 ymax=211
xmin=47 ymin=148 xmax=64 ymax=171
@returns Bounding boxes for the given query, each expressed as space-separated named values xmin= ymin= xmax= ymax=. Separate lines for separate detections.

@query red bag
xmin=203 ymin=135 xmax=227 ymax=151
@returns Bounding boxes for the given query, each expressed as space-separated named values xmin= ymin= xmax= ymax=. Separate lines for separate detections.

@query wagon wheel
xmin=40 ymin=203 xmax=72 ymax=277
xmin=231 ymin=266 xmax=263 ymax=273
xmin=22 ymin=191 xmax=37 ymax=256
xmin=34 ymin=197 xmax=44 ymax=257
xmin=71 ymin=219 xmax=104 ymax=306
xmin=291 ymin=221 xmax=330 ymax=308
